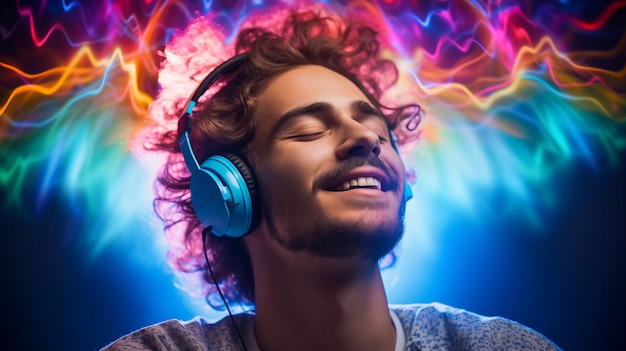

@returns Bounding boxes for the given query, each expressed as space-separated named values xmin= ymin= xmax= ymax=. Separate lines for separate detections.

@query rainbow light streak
xmin=1 ymin=0 xmax=624 ymax=267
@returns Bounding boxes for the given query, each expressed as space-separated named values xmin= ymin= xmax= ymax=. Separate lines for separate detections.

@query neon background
xmin=0 ymin=0 xmax=624 ymax=350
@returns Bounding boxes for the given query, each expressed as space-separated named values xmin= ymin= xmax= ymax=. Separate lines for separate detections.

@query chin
xmin=263 ymin=192 xmax=407 ymax=260
xmin=268 ymin=211 xmax=405 ymax=261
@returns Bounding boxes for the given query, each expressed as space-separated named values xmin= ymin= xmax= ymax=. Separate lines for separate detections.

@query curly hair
xmin=146 ymin=6 xmax=421 ymax=309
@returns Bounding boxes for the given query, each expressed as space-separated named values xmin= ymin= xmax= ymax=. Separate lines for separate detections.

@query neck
xmin=246 ymin=232 xmax=396 ymax=351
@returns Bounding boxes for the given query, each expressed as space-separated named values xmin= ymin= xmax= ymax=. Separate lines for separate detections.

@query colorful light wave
xmin=1 ymin=0 xmax=624 ymax=276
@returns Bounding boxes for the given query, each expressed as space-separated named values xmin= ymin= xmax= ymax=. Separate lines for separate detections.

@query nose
xmin=335 ymin=120 xmax=381 ymax=159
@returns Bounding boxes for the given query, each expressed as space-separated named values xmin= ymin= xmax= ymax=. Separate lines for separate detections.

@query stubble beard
xmin=262 ymin=196 xmax=406 ymax=261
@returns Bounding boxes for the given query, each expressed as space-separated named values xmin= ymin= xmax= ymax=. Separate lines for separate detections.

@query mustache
xmin=313 ymin=157 xmax=399 ymax=191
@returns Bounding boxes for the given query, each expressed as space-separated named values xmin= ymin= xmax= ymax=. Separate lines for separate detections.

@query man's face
xmin=249 ymin=65 xmax=407 ymax=261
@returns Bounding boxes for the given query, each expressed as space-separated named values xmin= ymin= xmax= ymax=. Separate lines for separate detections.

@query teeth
xmin=338 ymin=177 xmax=381 ymax=191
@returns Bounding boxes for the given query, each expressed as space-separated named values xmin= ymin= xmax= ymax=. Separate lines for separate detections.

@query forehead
xmin=253 ymin=65 xmax=372 ymax=127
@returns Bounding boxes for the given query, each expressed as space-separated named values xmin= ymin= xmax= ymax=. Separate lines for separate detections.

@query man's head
xmin=151 ymin=8 xmax=420 ymax=308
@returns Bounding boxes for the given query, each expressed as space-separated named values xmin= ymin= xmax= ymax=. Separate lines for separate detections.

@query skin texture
xmin=243 ymin=65 xmax=407 ymax=351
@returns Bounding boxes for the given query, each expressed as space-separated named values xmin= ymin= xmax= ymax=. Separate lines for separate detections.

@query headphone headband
xmin=178 ymin=53 xmax=250 ymax=141
xmin=177 ymin=53 xmax=259 ymax=238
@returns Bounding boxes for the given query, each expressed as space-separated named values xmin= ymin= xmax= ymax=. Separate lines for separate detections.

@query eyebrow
xmin=271 ymin=100 xmax=384 ymax=136
xmin=350 ymin=100 xmax=384 ymax=120
xmin=272 ymin=102 xmax=332 ymax=136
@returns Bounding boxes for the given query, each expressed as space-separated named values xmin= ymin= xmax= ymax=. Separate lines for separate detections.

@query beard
xmin=262 ymin=195 xmax=406 ymax=261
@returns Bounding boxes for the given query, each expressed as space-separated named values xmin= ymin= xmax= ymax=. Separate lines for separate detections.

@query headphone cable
xmin=202 ymin=227 xmax=249 ymax=351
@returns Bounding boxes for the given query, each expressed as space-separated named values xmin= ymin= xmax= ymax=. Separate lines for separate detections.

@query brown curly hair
xmin=151 ymin=8 xmax=420 ymax=309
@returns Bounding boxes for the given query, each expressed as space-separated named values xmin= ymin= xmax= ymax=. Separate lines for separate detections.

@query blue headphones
xmin=178 ymin=54 xmax=259 ymax=238
xmin=178 ymin=53 xmax=412 ymax=238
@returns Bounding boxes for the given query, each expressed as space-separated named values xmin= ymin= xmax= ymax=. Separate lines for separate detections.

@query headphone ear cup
xmin=221 ymin=153 xmax=260 ymax=232
xmin=190 ymin=154 xmax=258 ymax=238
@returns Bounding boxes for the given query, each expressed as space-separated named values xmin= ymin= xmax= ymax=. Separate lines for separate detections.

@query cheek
xmin=385 ymin=147 xmax=407 ymax=181
xmin=260 ymin=166 xmax=302 ymax=196
xmin=256 ymin=150 xmax=319 ymax=203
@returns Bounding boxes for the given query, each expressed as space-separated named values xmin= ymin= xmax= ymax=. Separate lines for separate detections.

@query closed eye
xmin=288 ymin=131 xmax=326 ymax=141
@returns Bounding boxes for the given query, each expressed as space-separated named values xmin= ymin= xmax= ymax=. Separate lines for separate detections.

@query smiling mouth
xmin=331 ymin=176 xmax=383 ymax=191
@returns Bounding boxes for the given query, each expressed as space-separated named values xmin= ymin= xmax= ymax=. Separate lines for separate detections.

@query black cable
xmin=202 ymin=227 xmax=249 ymax=351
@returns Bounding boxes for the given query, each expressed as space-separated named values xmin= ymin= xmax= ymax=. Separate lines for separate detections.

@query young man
xmin=104 ymin=7 xmax=561 ymax=351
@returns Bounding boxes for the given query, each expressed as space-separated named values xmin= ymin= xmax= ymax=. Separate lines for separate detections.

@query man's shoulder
xmin=101 ymin=314 xmax=254 ymax=351
xmin=389 ymin=302 xmax=562 ymax=351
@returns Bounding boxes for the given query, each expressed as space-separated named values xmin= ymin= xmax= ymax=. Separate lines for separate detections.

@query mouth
xmin=323 ymin=168 xmax=394 ymax=193
xmin=315 ymin=159 xmax=398 ymax=194
xmin=331 ymin=176 xmax=383 ymax=192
